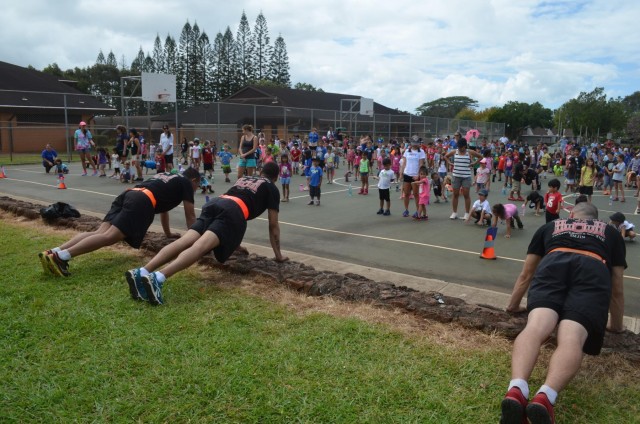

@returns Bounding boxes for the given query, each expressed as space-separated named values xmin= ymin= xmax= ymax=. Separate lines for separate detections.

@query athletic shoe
xmin=142 ymin=274 xmax=164 ymax=306
xmin=449 ymin=212 xmax=458 ymax=220
xmin=635 ymin=208 xmax=640 ymax=215
xmin=508 ymin=196 xmax=517 ymax=201
xmin=91 ymin=171 xmax=98 ymax=176
xmin=364 ymin=189 xmax=368 ymax=195
xmin=38 ymin=250 xmax=53 ymax=274
xmin=516 ymin=197 xmax=525 ymax=201
xmin=412 ymin=212 xmax=420 ymax=219
xmin=125 ymin=268 xmax=148 ymax=301
xmin=135 ymin=177 xmax=144 ymax=181
xmin=463 ymin=213 xmax=470 ymax=220
xmin=45 ymin=252 xmax=70 ymax=277
xmin=383 ymin=210 xmax=391 ymax=216
xmin=500 ymin=386 xmax=528 ymax=424
xmin=307 ymin=201 xmax=314 ymax=205
xmin=526 ymin=392 xmax=555 ymax=424
xmin=81 ymin=172 xmax=88 ymax=176
xmin=402 ymin=210 xmax=409 ymax=217
xmin=377 ymin=208 xmax=384 ymax=215
xmin=421 ymin=215 xmax=428 ymax=220
xmin=316 ymin=200 xmax=320 ymax=206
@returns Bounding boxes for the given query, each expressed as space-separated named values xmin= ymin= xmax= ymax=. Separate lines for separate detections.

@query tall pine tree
xmin=252 ymin=12 xmax=272 ymax=81
xmin=152 ymin=35 xmax=166 ymax=73
xmin=178 ymin=21 xmax=193 ymax=102
xmin=269 ymin=35 xmax=290 ymax=87
xmin=236 ymin=11 xmax=254 ymax=86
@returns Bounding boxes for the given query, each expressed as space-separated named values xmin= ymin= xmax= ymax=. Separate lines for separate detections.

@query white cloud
xmin=1 ymin=0 xmax=638 ymax=112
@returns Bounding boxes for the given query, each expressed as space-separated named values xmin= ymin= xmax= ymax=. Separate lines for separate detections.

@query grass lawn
xmin=1 ymin=217 xmax=638 ymax=423
xmin=0 ymin=154 xmax=46 ymax=166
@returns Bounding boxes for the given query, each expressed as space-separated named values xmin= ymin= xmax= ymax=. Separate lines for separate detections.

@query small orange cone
xmin=57 ymin=174 xmax=67 ymax=189
xmin=0 ymin=166 xmax=6 ymax=178
xmin=480 ymin=227 xmax=497 ymax=260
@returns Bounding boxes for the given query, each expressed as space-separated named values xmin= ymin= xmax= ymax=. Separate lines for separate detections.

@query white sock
xmin=154 ymin=271 xmax=166 ymax=284
xmin=52 ymin=247 xmax=61 ymax=253
xmin=537 ymin=385 xmax=557 ymax=405
xmin=508 ymin=379 xmax=529 ymax=398
xmin=140 ymin=267 xmax=150 ymax=277
xmin=58 ymin=250 xmax=72 ymax=261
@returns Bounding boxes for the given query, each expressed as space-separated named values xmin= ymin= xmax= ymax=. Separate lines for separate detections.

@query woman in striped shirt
xmin=444 ymin=136 xmax=484 ymax=220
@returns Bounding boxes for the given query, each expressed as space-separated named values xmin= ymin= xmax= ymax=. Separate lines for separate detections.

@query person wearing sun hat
xmin=74 ymin=121 xmax=97 ymax=176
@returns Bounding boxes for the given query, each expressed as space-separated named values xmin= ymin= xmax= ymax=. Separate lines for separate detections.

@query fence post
xmin=64 ymin=94 xmax=71 ymax=162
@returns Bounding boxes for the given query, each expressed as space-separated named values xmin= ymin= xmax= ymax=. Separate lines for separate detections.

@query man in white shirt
xmin=159 ymin=125 xmax=175 ymax=171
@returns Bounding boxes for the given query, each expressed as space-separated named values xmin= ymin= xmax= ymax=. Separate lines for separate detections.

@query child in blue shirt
xmin=307 ymin=157 xmax=323 ymax=206
xmin=217 ymin=144 xmax=234 ymax=182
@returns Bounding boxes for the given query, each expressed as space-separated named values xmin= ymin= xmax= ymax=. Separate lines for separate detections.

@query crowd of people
xmin=38 ymin=122 xmax=636 ymax=423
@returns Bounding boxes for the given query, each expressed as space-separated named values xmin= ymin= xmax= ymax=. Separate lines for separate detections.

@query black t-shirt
xmin=181 ymin=142 xmax=188 ymax=153
xmin=527 ymin=218 xmax=627 ymax=271
xmin=136 ymin=173 xmax=194 ymax=213
xmin=513 ymin=162 xmax=524 ymax=181
xmin=523 ymin=168 xmax=538 ymax=185
xmin=225 ymin=176 xmax=280 ymax=220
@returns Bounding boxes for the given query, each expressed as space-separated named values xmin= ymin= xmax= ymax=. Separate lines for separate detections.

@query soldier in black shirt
xmin=40 ymin=168 xmax=200 ymax=277
xmin=127 ymin=161 xmax=288 ymax=306
xmin=500 ymin=202 xmax=626 ymax=424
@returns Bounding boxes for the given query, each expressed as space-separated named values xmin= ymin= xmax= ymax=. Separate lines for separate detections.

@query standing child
xmin=279 ymin=153 xmax=292 ymax=202
xmin=307 ymin=157 xmax=323 ymax=206
xmin=466 ymin=189 xmax=492 ymax=226
xmin=373 ymin=158 xmax=395 ymax=216
xmin=565 ymin=156 xmax=577 ymax=193
xmin=325 ymin=145 xmax=336 ymax=184
xmin=411 ymin=166 xmax=430 ymax=220
xmin=611 ymin=153 xmax=626 ymax=202
xmin=155 ymin=148 xmax=166 ymax=173
xmin=97 ymin=147 xmax=108 ymax=177
xmin=190 ymin=138 xmax=201 ymax=170
xmin=218 ymin=144 xmax=233 ymax=182
xmin=475 ymin=158 xmax=491 ymax=192
xmin=110 ymin=148 xmax=121 ymax=179
xmin=491 ymin=203 xmax=524 ymax=239
xmin=431 ymin=172 xmax=447 ymax=203
xmin=290 ymin=143 xmax=301 ymax=174
xmin=202 ymin=141 xmax=214 ymax=178
xmin=353 ymin=149 xmax=362 ymax=181
xmin=609 ymin=212 xmax=636 ymax=241
xmin=347 ymin=145 xmax=356 ymax=172
xmin=358 ymin=151 xmax=370 ymax=195
xmin=544 ymin=178 xmax=563 ymax=223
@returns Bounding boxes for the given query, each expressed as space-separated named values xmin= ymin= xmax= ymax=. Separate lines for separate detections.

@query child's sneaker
xmin=142 ymin=273 xmax=164 ymax=306
xmin=38 ymin=250 xmax=53 ymax=274
xmin=315 ymin=200 xmax=320 ymax=206
xmin=383 ymin=210 xmax=391 ymax=216
xmin=307 ymin=200 xmax=314 ymax=205
xmin=402 ymin=210 xmax=409 ymax=217
xmin=500 ymin=386 xmax=528 ymax=424
xmin=92 ymin=170 xmax=98 ymax=176
xmin=412 ymin=212 xmax=420 ymax=219
xmin=526 ymin=393 xmax=555 ymax=424
xmin=376 ymin=208 xmax=384 ymax=215
xmin=421 ymin=215 xmax=428 ymax=221
xmin=45 ymin=251 xmax=70 ymax=277
xmin=125 ymin=268 xmax=148 ymax=301
xmin=81 ymin=172 xmax=88 ymax=176
xmin=508 ymin=196 xmax=517 ymax=201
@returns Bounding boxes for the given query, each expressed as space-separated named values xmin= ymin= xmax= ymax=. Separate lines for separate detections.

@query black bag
xmin=40 ymin=202 xmax=81 ymax=219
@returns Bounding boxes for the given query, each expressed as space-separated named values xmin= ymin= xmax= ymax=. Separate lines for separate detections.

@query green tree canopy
xmin=294 ymin=82 xmax=324 ymax=92
xmin=555 ymin=87 xmax=628 ymax=138
xmin=415 ymin=96 xmax=478 ymax=118
xmin=487 ymin=101 xmax=553 ymax=140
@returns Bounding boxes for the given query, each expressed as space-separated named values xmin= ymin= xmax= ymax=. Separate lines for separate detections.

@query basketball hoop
xmin=157 ymin=93 xmax=170 ymax=103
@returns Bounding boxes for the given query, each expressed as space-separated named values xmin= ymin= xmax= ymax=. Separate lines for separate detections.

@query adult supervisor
xmin=40 ymin=168 xmax=200 ymax=277
xmin=41 ymin=143 xmax=58 ymax=173
xmin=399 ymin=135 xmax=426 ymax=218
xmin=444 ymin=136 xmax=483 ymax=220
xmin=125 ymin=161 xmax=288 ymax=305
xmin=159 ymin=124 xmax=175 ymax=171
xmin=499 ymin=202 xmax=626 ymax=424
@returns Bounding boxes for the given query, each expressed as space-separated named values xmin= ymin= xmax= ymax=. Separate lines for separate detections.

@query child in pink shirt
xmin=411 ymin=166 xmax=430 ymax=220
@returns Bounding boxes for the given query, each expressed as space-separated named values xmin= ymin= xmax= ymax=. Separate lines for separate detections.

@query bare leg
xmin=403 ymin=182 xmax=411 ymax=210
xmin=59 ymin=222 xmax=112 ymax=250
xmin=511 ymin=308 xmax=559 ymax=381
xmin=246 ymin=167 xmax=255 ymax=177
xmin=452 ymin=187 xmax=461 ymax=214
xmin=237 ymin=166 xmax=246 ymax=180
xmin=159 ymin=231 xmax=221 ymax=279
xmin=462 ymin=187 xmax=471 ymax=213
xmin=143 ymin=230 xmax=202 ymax=272
xmin=542 ymin=319 xmax=587 ymax=392
xmin=66 ymin=225 xmax=126 ymax=257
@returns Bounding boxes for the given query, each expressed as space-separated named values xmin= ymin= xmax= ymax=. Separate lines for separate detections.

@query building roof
xmin=225 ymin=85 xmax=404 ymax=115
xmin=0 ymin=61 xmax=116 ymax=114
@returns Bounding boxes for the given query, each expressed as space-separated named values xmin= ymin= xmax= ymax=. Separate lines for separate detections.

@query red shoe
xmin=358 ymin=189 xmax=364 ymax=195
xmin=516 ymin=197 xmax=525 ymax=201
xmin=364 ymin=189 xmax=368 ymax=195
xmin=508 ymin=196 xmax=517 ymax=201
xmin=500 ymin=387 xmax=528 ymax=424
xmin=526 ymin=392 xmax=555 ymax=424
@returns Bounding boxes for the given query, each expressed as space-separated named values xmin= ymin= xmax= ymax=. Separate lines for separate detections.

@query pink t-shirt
xmin=418 ymin=178 xmax=431 ymax=205
xmin=504 ymin=203 xmax=517 ymax=219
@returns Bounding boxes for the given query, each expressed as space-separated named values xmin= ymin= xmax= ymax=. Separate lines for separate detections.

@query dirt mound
xmin=2 ymin=195 xmax=638 ymax=362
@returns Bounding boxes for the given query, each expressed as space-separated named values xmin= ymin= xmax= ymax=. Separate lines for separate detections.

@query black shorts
xmin=203 ymin=163 xmax=213 ymax=171
xmin=545 ymin=211 xmax=560 ymax=223
xmin=164 ymin=153 xmax=173 ymax=165
xmin=579 ymin=186 xmax=593 ymax=195
xmin=379 ymin=188 xmax=390 ymax=202
xmin=104 ymin=191 xmax=155 ymax=249
xmin=527 ymin=252 xmax=611 ymax=355
xmin=403 ymin=174 xmax=415 ymax=184
xmin=309 ymin=185 xmax=321 ymax=198
xmin=190 ymin=198 xmax=247 ymax=263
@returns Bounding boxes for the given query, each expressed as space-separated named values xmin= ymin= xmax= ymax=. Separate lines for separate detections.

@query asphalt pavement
xmin=1 ymin=160 xmax=638 ymax=330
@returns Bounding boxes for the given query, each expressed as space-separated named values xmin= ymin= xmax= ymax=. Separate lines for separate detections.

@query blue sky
xmin=2 ymin=0 xmax=638 ymax=112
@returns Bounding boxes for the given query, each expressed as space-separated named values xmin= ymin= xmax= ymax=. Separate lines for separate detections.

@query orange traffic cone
xmin=57 ymin=175 xmax=67 ymax=189
xmin=480 ymin=227 xmax=497 ymax=260
xmin=0 ymin=166 xmax=6 ymax=178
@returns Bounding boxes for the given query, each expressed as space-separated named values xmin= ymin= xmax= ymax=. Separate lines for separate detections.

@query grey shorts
xmin=452 ymin=176 xmax=472 ymax=190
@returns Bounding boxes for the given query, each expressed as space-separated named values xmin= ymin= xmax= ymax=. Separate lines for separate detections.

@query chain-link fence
xmin=0 ymin=90 xmax=505 ymax=162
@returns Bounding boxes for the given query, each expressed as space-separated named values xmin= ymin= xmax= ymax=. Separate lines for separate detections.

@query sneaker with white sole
xmin=125 ymin=268 xmax=148 ymax=301
xmin=463 ymin=213 xmax=470 ymax=220
xmin=142 ymin=273 xmax=164 ymax=305
xmin=449 ymin=212 xmax=458 ymax=220
xmin=38 ymin=250 xmax=53 ymax=274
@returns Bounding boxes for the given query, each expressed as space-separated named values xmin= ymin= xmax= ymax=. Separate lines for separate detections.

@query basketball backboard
xmin=141 ymin=72 xmax=176 ymax=102
xmin=359 ymin=97 xmax=374 ymax=117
